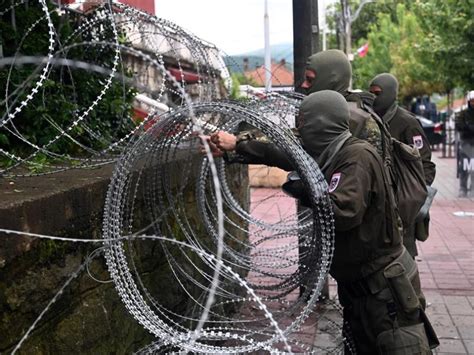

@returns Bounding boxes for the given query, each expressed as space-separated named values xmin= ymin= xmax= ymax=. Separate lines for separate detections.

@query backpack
xmin=389 ymin=136 xmax=428 ymax=226
xmin=356 ymin=101 xmax=428 ymax=227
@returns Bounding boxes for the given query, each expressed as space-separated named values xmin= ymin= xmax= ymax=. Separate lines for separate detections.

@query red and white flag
xmin=357 ymin=43 xmax=369 ymax=57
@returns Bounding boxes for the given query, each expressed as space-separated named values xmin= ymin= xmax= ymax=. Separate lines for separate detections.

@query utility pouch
xmin=383 ymin=261 xmax=420 ymax=314
xmin=415 ymin=216 xmax=430 ymax=242
xmin=376 ymin=323 xmax=431 ymax=354
xmin=420 ymin=308 xmax=440 ymax=349
xmin=416 ymin=186 xmax=437 ymax=222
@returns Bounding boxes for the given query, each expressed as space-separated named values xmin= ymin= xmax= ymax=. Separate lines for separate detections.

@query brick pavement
xmin=247 ymin=152 xmax=474 ymax=353
xmin=417 ymin=153 xmax=474 ymax=354
xmin=248 ymin=188 xmax=345 ymax=353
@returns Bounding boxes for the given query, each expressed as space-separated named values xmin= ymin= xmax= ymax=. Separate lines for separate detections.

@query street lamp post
xmin=264 ymin=0 xmax=272 ymax=92
xmin=292 ymin=0 xmax=319 ymax=93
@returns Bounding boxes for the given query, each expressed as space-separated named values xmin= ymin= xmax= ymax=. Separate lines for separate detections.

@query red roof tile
xmin=245 ymin=61 xmax=294 ymax=87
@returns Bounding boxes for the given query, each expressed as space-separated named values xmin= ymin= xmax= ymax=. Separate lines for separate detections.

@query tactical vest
xmin=347 ymin=101 xmax=384 ymax=156
xmin=347 ymin=96 xmax=428 ymax=228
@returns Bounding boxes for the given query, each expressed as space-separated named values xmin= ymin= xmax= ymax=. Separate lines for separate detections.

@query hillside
xmin=224 ymin=42 xmax=293 ymax=73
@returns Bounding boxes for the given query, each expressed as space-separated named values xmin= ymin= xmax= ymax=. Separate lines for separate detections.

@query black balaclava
xmin=305 ymin=49 xmax=352 ymax=95
xmin=299 ymin=90 xmax=352 ymax=169
xmin=369 ymin=73 xmax=399 ymax=118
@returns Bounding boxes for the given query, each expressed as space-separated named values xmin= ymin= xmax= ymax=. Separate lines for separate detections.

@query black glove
xmin=282 ymin=171 xmax=311 ymax=207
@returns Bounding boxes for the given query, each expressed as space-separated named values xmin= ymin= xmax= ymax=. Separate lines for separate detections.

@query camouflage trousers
xmin=338 ymin=249 xmax=437 ymax=354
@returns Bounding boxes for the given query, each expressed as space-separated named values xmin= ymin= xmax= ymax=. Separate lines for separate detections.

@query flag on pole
xmin=356 ymin=43 xmax=369 ymax=57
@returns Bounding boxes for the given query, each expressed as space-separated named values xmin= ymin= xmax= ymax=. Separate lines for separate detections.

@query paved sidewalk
xmin=248 ymin=152 xmax=474 ymax=353
xmin=417 ymin=153 xmax=474 ymax=354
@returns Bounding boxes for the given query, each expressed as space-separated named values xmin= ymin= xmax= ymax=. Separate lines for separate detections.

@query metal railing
xmin=440 ymin=126 xmax=456 ymax=158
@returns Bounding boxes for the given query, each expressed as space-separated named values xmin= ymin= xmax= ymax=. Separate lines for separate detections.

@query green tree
xmin=228 ymin=72 xmax=259 ymax=99
xmin=350 ymin=0 xmax=396 ymax=44
xmin=0 ymin=1 xmax=136 ymax=168
xmin=352 ymin=4 xmax=443 ymax=102
xmin=330 ymin=0 xmax=473 ymax=103
xmin=352 ymin=12 xmax=395 ymax=90
xmin=413 ymin=0 xmax=474 ymax=91
xmin=326 ymin=1 xmax=410 ymax=53
xmin=229 ymin=73 xmax=243 ymax=98
xmin=390 ymin=4 xmax=444 ymax=100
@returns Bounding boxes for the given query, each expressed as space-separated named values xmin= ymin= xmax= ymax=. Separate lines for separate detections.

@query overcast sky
xmin=153 ymin=0 xmax=333 ymax=55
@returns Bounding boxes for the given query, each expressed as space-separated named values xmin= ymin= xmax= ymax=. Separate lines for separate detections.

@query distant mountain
xmin=241 ymin=43 xmax=293 ymax=61
xmin=224 ymin=42 xmax=293 ymax=73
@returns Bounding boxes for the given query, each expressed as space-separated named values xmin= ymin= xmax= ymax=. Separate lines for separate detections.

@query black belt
xmin=339 ymin=277 xmax=378 ymax=298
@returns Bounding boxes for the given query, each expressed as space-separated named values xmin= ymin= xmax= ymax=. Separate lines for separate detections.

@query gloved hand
xmin=282 ymin=171 xmax=311 ymax=207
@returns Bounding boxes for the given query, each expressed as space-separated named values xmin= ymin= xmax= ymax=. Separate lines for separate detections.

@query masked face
xmin=302 ymin=50 xmax=352 ymax=95
xmin=301 ymin=69 xmax=316 ymax=95
xmin=299 ymin=90 xmax=350 ymax=159
xmin=369 ymin=85 xmax=382 ymax=97
xmin=369 ymin=73 xmax=399 ymax=117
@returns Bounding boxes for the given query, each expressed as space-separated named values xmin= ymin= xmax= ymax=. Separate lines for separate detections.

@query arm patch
xmin=329 ymin=172 xmax=342 ymax=192
xmin=413 ymin=135 xmax=423 ymax=149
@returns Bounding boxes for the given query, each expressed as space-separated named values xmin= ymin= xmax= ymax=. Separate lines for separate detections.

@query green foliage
xmin=389 ymin=5 xmax=445 ymax=99
xmin=229 ymin=72 xmax=259 ymax=99
xmin=325 ymin=0 xmax=402 ymax=51
xmin=350 ymin=0 xmax=396 ymax=43
xmin=350 ymin=0 xmax=421 ymax=40
xmin=0 ymin=1 xmax=136 ymax=168
xmin=328 ymin=0 xmax=473 ymax=101
xmin=413 ymin=0 xmax=474 ymax=91
xmin=352 ymin=3 xmax=447 ymax=100
xmin=229 ymin=73 xmax=242 ymax=99
xmin=38 ymin=239 xmax=67 ymax=264
xmin=352 ymin=12 xmax=395 ymax=90
xmin=324 ymin=2 xmax=340 ymax=50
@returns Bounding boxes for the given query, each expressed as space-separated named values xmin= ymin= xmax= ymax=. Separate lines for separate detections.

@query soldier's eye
xmin=370 ymin=87 xmax=382 ymax=96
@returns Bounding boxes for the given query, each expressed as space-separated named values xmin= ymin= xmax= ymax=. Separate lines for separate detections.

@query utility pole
xmin=292 ymin=0 xmax=327 ymax=301
xmin=264 ymin=0 xmax=272 ymax=91
xmin=341 ymin=0 xmax=352 ymax=59
xmin=292 ymin=0 xmax=319 ymax=93
xmin=341 ymin=0 xmax=374 ymax=60
xmin=340 ymin=0 xmax=373 ymax=88
xmin=321 ymin=0 xmax=327 ymax=51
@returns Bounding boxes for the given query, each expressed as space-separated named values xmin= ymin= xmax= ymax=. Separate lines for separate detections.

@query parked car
xmin=415 ymin=116 xmax=444 ymax=145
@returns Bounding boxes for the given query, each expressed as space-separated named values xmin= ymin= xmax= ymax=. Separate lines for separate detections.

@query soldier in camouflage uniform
xmin=369 ymin=73 xmax=436 ymax=258
xmin=208 ymin=91 xmax=438 ymax=354
xmin=233 ymin=49 xmax=384 ymax=157
xmin=301 ymin=49 xmax=384 ymax=156
xmin=297 ymin=49 xmax=386 ymax=299
xmin=229 ymin=50 xmax=387 ymax=299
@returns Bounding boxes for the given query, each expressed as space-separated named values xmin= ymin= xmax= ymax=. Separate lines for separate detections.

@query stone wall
xmin=248 ymin=165 xmax=288 ymax=188
xmin=0 ymin=162 xmax=249 ymax=354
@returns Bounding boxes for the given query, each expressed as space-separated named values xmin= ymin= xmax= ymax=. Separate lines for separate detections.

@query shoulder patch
xmin=413 ymin=135 xmax=424 ymax=149
xmin=328 ymin=172 xmax=342 ymax=193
